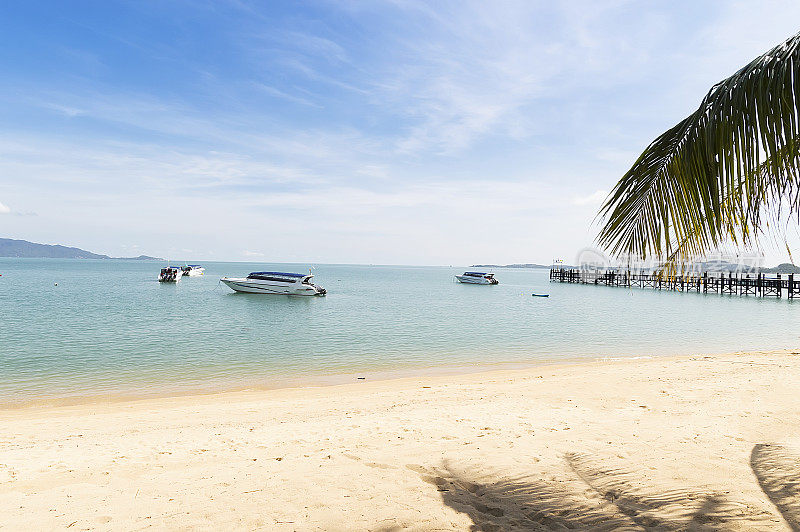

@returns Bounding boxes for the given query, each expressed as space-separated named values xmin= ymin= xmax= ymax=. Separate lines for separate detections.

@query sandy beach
xmin=2 ymin=350 xmax=800 ymax=531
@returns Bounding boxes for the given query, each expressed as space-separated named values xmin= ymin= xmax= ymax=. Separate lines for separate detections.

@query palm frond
xmin=598 ymin=31 xmax=800 ymax=262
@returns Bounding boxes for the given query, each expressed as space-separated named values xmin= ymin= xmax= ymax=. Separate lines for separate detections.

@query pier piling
xmin=550 ymin=268 xmax=799 ymax=299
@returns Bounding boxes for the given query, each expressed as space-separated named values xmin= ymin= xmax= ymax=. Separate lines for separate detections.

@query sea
xmin=1 ymin=258 xmax=798 ymax=407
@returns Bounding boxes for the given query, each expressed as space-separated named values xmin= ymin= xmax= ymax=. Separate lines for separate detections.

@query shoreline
xmin=3 ymin=349 xmax=800 ymax=529
xmin=0 ymin=347 xmax=776 ymax=412
xmin=0 ymin=348 xmax=794 ymax=414
xmin=1 ymin=353 xmax=617 ymax=413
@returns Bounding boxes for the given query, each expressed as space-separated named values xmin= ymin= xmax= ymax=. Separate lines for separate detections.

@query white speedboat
xmin=158 ymin=266 xmax=183 ymax=282
xmin=455 ymin=271 xmax=498 ymax=285
xmin=221 ymin=271 xmax=327 ymax=296
xmin=182 ymin=264 xmax=205 ymax=277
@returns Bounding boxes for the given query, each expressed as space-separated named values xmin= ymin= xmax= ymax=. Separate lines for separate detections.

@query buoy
xmin=54 ymin=283 xmax=58 ymax=286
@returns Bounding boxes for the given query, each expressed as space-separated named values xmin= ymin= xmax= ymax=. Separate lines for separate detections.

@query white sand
xmin=2 ymin=350 xmax=800 ymax=530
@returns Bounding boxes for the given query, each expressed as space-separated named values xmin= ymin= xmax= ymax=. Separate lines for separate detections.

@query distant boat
xmin=455 ymin=272 xmax=498 ymax=285
xmin=221 ymin=271 xmax=327 ymax=296
xmin=158 ymin=267 xmax=182 ymax=282
xmin=531 ymin=293 xmax=549 ymax=298
xmin=181 ymin=264 xmax=205 ymax=277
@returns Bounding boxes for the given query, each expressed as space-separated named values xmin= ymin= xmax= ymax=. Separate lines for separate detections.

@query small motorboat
xmin=455 ymin=271 xmax=498 ymax=285
xmin=531 ymin=293 xmax=550 ymax=297
xmin=182 ymin=264 xmax=205 ymax=277
xmin=221 ymin=271 xmax=326 ymax=296
xmin=158 ymin=267 xmax=182 ymax=282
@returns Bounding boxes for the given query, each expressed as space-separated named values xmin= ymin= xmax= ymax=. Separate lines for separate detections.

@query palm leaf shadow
xmin=565 ymin=452 xmax=748 ymax=529
xmin=751 ymin=443 xmax=800 ymax=531
xmin=416 ymin=453 xmax=771 ymax=531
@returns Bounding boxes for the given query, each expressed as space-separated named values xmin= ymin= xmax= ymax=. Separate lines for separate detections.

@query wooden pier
xmin=549 ymin=268 xmax=800 ymax=299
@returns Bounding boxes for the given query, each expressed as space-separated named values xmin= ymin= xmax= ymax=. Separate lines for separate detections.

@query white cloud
xmin=251 ymin=83 xmax=321 ymax=108
xmin=277 ymin=31 xmax=350 ymax=64
xmin=572 ymin=190 xmax=608 ymax=206
xmin=245 ymin=179 xmax=560 ymax=215
xmin=42 ymin=102 xmax=85 ymax=117
xmin=369 ymin=1 xmax=672 ymax=155
xmin=2 ymin=2 xmax=800 ymax=265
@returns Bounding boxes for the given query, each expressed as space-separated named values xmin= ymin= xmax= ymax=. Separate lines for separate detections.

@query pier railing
xmin=549 ymin=268 xmax=799 ymax=299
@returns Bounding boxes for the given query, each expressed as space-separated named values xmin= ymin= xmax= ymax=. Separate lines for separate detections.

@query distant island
xmin=470 ymin=263 xmax=551 ymax=269
xmin=761 ymin=262 xmax=800 ymax=274
xmin=685 ymin=260 xmax=800 ymax=274
xmin=475 ymin=260 xmax=800 ymax=273
xmin=0 ymin=238 xmax=162 ymax=260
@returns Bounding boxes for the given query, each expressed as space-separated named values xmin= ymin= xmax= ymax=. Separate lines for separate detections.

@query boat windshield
xmin=246 ymin=272 xmax=305 ymax=282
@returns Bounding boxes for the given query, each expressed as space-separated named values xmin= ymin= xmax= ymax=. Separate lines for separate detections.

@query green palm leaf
xmin=598 ymin=31 xmax=800 ymax=263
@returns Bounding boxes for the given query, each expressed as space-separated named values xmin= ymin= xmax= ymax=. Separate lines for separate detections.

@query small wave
xmin=595 ymin=355 xmax=654 ymax=362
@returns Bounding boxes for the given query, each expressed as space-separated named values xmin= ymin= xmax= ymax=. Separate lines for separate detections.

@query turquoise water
xmin=1 ymin=258 xmax=798 ymax=406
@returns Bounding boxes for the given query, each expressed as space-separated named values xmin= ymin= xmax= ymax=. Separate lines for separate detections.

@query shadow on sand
xmin=411 ymin=449 xmax=794 ymax=531
xmin=750 ymin=443 xmax=800 ymax=531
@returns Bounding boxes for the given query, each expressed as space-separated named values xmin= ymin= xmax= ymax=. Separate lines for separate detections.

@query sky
xmin=1 ymin=0 xmax=799 ymax=266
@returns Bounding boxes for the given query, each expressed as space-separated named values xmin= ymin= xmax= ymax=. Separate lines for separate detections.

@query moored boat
xmin=221 ymin=271 xmax=326 ymax=296
xmin=455 ymin=271 xmax=498 ymax=285
xmin=182 ymin=264 xmax=205 ymax=277
xmin=158 ymin=266 xmax=183 ymax=282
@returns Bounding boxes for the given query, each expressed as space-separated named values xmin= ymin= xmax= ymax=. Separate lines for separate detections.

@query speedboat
xmin=182 ymin=264 xmax=205 ymax=277
xmin=158 ymin=266 xmax=183 ymax=282
xmin=221 ymin=271 xmax=327 ymax=296
xmin=455 ymin=271 xmax=498 ymax=285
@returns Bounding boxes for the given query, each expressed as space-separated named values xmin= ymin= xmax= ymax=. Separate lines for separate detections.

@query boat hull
xmin=455 ymin=275 xmax=497 ymax=285
xmin=221 ymin=278 xmax=324 ymax=296
xmin=184 ymin=268 xmax=205 ymax=277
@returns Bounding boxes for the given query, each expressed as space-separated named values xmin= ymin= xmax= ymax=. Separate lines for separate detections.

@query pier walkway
xmin=549 ymin=267 xmax=800 ymax=299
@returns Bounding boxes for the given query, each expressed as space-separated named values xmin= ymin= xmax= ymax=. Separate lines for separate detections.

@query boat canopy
xmin=187 ymin=264 xmax=202 ymax=267
xmin=248 ymin=271 xmax=307 ymax=278
xmin=464 ymin=271 xmax=492 ymax=276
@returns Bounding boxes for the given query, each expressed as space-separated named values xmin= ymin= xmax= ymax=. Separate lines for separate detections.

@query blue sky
xmin=1 ymin=1 xmax=799 ymax=265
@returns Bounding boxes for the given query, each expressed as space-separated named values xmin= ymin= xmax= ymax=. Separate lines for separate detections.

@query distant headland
xmin=0 ymin=238 xmax=162 ymax=260
xmin=470 ymin=263 xmax=550 ymax=269
xmin=761 ymin=262 xmax=800 ymax=274
xmin=473 ymin=260 xmax=799 ymax=273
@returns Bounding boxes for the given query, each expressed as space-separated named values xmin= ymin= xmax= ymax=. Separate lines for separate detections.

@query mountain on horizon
xmin=470 ymin=263 xmax=550 ymax=269
xmin=0 ymin=238 xmax=162 ymax=260
xmin=761 ymin=262 xmax=800 ymax=274
xmin=473 ymin=259 xmax=799 ymax=273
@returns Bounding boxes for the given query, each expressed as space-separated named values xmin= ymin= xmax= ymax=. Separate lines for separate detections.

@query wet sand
xmin=2 ymin=350 xmax=800 ymax=530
